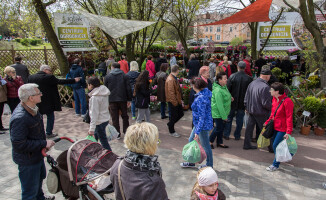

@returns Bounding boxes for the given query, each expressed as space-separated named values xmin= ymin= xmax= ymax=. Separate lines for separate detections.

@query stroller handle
xmin=42 ymin=137 xmax=75 ymax=157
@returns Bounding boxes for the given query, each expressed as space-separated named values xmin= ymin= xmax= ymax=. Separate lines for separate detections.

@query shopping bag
xmin=106 ymin=124 xmax=119 ymax=141
xmin=85 ymin=135 xmax=97 ymax=143
xmin=3 ymin=103 xmax=11 ymax=115
xmin=198 ymin=142 xmax=207 ymax=164
xmin=276 ymin=140 xmax=292 ymax=162
xmin=257 ymin=134 xmax=270 ymax=148
xmin=286 ymin=135 xmax=297 ymax=155
xmin=243 ymin=112 xmax=249 ymax=128
xmin=182 ymin=140 xmax=201 ymax=163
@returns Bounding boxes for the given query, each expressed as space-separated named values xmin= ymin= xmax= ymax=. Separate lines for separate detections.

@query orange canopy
xmin=200 ymin=0 xmax=273 ymax=26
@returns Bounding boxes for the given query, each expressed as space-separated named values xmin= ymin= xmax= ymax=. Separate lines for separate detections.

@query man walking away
xmin=104 ymin=62 xmax=132 ymax=139
xmin=155 ymin=52 xmax=167 ymax=74
xmin=187 ymin=54 xmax=201 ymax=79
xmin=224 ymin=61 xmax=253 ymax=140
xmin=10 ymin=83 xmax=55 ymax=200
xmin=11 ymin=56 xmax=30 ymax=84
xmin=243 ymin=65 xmax=272 ymax=150
xmin=165 ymin=65 xmax=184 ymax=138
xmin=255 ymin=54 xmax=267 ymax=77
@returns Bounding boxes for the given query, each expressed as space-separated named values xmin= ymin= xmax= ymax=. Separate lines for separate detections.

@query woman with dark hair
xmin=210 ymin=72 xmax=231 ymax=149
xmin=134 ymin=70 xmax=151 ymax=123
xmin=87 ymin=77 xmax=112 ymax=151
xmin=181 ymin=77 xmax=213 ymax=168
xmin=146 ymin=55 xmax=156 ymax=79
xmin=265 ymin=82 xmax=294 ymax=172
xmin=155 ymin=63 xmax=169 ymax=119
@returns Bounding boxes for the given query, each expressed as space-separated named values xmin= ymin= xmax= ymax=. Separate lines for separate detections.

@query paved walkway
xmin=1 ymin=107 xmax=326 ymax=199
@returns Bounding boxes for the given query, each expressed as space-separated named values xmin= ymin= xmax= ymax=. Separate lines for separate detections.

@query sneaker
xmin=81 ymin=114 xmax=86 ymax=118
xmin=46 ymin=133 xmax=58 ymax=139
xmin=266 ymin=165 xmax=278 ymax=172
xmin=44 ymin=195 xmax=55 ymax=200
xmin=322 ymin=183 xmax=326 ymax=189
xmin=198 ymin=165 xmax=207 ymax=170
xmin=75 ymin=114 xmax=81 ymax=117
xmin=170 ymin=132 xmax=181 ymax=138
xmin=0 ymin=132 xmax=5 ymax=135
xmin=132 ymin=117 xmax=136 ymax=120
xmin=180 ymin=162 xmax=195 ymax=168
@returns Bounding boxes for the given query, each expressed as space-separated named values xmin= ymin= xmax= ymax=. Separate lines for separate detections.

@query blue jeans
xmin=189 ymin=127 xmax=213 ymax=167
xmin=272 ymin=131 xmax=286 ymax=168
xmin=160 ymin=102 xmax=169 ymax=118
xmin=18 ymin=160 xmax=46 ymax=200
xmin=94 ymin=121 xmax=112 ymax=151
xmin=73 ymin=88 xmax=87 ymax=115
xmin=224 ymin=109 xmax=245 ymax=139
xmin=131 ymin=100 xmax=136 ymax=118
xmin=210 ymin=118 xmax=225 ymax=145
xmin=46 ymin=112 xmax=54 ymax=135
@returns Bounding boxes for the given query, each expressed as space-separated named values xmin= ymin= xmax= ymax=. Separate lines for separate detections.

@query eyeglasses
xmin=32 ymin=92 xmax=42 ymax=96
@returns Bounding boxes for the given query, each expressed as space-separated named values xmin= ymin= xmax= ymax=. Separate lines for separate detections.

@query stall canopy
xmin=80 ymin=10 xmax=156 ymax=39
xmin=199 ymin=0 xmax=273 ymax=26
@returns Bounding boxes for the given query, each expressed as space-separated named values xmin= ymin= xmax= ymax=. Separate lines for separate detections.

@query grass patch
xmin=0 ymin=41 xmax=53 ymax=50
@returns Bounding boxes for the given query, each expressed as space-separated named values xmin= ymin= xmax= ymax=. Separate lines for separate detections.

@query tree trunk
xmin=250 ymin=22 xmax=258 ymax=60
xmin=32 ymin=0 xmax=69 ymax=75
xmin=125 ymin=0 xmax=135 ymax=62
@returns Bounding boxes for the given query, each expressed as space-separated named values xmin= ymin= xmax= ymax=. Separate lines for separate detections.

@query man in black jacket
xmin=104 ymin=62 xmax=132 ymax=139
xmin=255 ymin=54 xmax=267 ymax=77
xmin=28 ymin=65 xmax=79 ymax=138
xmin=224 ymin=61 xmax=253 ymax=140
xmin=280 ymin=56 xmax=293 ymax=85
xmin=10 ymin=84 xmax=55 ymax=200
xmin=155 ymin=52 xmax=167 ymax=73
xmin=187 ymin=54 xmax=201 ymax=79
xmin=11 ymin=56 xmax=30 ymax=83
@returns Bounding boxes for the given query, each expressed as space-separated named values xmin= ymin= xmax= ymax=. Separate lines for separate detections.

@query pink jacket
xmin=146 ymin=60 xmax=156 ymax=78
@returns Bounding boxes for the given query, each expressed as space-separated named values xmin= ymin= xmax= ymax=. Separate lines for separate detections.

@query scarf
xmin=201 ymin=76 xmax=208 ymax=83
xmin=124 ymin=150 xmax=162 ymax=174
xmin=195 ymin=190 xmax=218 ymax=200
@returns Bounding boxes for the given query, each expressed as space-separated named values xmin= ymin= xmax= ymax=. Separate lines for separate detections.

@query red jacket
xmin=146 ymin=60 xmax=156 ymax=78
xmin=265 ymin=93 xmax=294 ymax=134
xmin=243 ymin=59 xmax=252 ymax=77
xmin=5 ymin=76 xmax=24 ymax=98
xmin=119 ymin=60 xmax=129 ymax=74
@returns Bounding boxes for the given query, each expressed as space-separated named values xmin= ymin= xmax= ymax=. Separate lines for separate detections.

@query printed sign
xmin=54 ymin=13 xmax=97 ymax=52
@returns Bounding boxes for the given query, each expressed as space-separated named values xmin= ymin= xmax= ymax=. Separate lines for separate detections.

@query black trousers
xmin=109 ymin=102 xmax=129 ymax=136
xmin=8 ymin=97 xmax=20 ymax=113
xmin=167 ymin=103 xmax=184 ymax=133
xmin=243 ymin=113 xmax=269 ymax=148
xmin=0 ymin=102 xmax=4 ymax=129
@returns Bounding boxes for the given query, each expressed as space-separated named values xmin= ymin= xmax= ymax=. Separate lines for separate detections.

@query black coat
xmin=227 ymin=71 xmax=253 ymax=110
xmin=255 ymin=58 xmax=267 ymax=76
xmin=187 ymin=59 xmax=201 ymax=79
xmin=155 ymin=58 xmax=167 ymax=73
xmin=280 ymin=60 xmax=293 ymax=74
xmin=11 ymin=62 xmax=30 ymax=83
xmin=104 ymin=68 xmax=132 ymax=102
xmin=135 ymin=84 xmax=151 ymax=109
xmin=28 ymin=71 xmax=76 ymax=114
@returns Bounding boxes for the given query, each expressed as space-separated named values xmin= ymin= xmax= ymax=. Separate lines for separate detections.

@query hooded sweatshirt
xmin=88 ymin=85 xmax=111 ymax=131
xmin=211 ymin=82 xmax=231 ymax=120
xmin=191 ymin=88 xmax=213 ymax=134
xmin=68 ymin=64 xmax=86 ymax=89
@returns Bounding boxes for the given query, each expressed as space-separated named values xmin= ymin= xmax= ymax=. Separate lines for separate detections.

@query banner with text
xmin=54 ymin=13 xmax=97 ymax=52
xmin=257 ymin=12 xmax=326 ymax=51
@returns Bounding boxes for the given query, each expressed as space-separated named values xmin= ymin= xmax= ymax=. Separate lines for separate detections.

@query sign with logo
xmin=54 ymin=13 xmax=97 ymax=52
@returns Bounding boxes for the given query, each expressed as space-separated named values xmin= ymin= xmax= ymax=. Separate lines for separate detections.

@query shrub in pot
xmin=301 ymin=96 xmax=322 ymax=135
xmin=315 ymin=101 xmax=326 ymax=135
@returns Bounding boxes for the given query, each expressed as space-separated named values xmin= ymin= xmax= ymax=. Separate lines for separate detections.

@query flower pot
xmin=314 ymin=127 xmax=325 ymax=136
xmin=183 ymin=104 xmax=190 ymax=110
xmin=300 ymin=125 xmax=311 ymax=135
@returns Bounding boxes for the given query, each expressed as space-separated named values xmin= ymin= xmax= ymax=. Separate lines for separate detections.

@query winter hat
xmin=198 ymin=167 xmax=218 ymax=186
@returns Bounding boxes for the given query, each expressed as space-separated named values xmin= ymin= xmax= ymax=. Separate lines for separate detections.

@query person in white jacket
xmin=87 ymin=77 xmax=112 ymax=151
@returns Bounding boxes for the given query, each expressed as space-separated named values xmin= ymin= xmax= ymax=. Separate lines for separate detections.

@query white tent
xmin=80 ymin=10 xmax=156 ymax=39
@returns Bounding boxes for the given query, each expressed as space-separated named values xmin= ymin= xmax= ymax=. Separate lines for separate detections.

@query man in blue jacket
xmin=68 ymin=58 xmax=87 ymax=117
xmin=10 ymin=84 xmax=55 ymax=200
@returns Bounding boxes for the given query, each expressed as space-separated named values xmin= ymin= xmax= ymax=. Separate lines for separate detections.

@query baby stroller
xmin=44 ymin=137 xmax=118 ymax=200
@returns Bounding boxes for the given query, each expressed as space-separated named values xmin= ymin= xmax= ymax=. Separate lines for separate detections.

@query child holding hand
xmin=191 ymin=167 xmax=226 ymax=200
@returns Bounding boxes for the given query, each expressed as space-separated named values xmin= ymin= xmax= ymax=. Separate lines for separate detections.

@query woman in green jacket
xmin=210 ymin=71 xmax=232 ymax=148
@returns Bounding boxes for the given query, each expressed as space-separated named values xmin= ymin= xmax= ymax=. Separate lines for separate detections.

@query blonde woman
xmin=4 ymin=66 xmax=24 ymax=112
xmin=110 ymin=122 xmax=169 ymax=200
xmin=126 ymin=61 xmax=140 ymax=120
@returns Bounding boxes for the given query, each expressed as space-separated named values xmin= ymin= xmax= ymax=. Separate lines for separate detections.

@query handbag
xmin=262 ymin=97 xmax=287 ymax=139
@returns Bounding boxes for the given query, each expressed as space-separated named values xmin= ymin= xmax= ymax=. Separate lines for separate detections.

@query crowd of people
xmin=1 ymin=52 xmax=323 ymax=200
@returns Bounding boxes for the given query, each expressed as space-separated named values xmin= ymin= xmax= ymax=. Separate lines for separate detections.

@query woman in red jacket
xmin=146 ymin=55 xmax=156 ymax=79
xmin=4 ymin=66 xmax=24 ymax=112
xmin=264 ymin=82 xmax=294 ymax=172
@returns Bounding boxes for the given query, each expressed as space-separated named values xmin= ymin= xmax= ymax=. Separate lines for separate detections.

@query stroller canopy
xmin=67 ymin=139 xmax=118 ymax=185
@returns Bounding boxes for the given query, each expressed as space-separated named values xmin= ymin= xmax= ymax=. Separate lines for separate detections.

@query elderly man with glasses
xmin=28 ymin=65 xmax=80 ymax=138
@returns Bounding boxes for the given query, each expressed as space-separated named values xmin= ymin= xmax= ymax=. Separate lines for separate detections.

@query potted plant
xmin=182 ymin=84 xmax=191 ymax=110
xmin=315 ymin=100 xmax=326 ymax=136
xmin=301 ymin=96 xmax=322 ymax=135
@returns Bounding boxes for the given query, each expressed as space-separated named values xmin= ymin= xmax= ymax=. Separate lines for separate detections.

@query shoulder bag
xmin=262 ymin=97 xmax=287 ymax=139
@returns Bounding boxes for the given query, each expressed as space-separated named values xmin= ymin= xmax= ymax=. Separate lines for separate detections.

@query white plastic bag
xmin=276 ymin=139 xmax=292 ymax=162
xmin=243 ymin=112 xmax=249 ymax=129
xmin=106 ymin=124 xmax=119 ymax=141
xmin=3 ymin=104 xmax=11 ymax=115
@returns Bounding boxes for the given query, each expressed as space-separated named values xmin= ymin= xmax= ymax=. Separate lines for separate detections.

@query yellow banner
xmin=58 ymin=27 xmax=89 ymax=40
xmin=259 ymin=25 xmax=291 ymax=39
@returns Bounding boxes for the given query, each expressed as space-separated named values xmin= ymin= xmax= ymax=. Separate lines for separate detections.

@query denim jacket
xmin=191 ymin=88 xmax=213 ymax=134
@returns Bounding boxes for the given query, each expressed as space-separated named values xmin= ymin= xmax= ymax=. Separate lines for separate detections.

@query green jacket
xmin=211 ymin=82 xmax=231 ymax=120
xmin=141 ymin=59 xmax=147 ymax=71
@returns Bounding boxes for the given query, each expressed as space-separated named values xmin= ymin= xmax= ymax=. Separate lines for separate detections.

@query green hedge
xmin=17 ymin=38 xmax=43 ymax=46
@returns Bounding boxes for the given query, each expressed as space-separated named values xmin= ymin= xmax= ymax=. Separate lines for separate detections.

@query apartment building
xmin=193 ymin=12 xmax=251 ymax=43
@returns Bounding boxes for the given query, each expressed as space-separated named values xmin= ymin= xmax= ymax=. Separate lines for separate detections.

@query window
xmin=210 ymin=36 xmax=212 ymax=40
xmin=216 ymin=35 xmax=220 ymax=40
xmin=205 ymin=27 xmax=208 ymax=32
xmin=230 ymin=26 xmax=233 ymax=32
xmin=216 ymin=27 xmax=221 ymax=32
xmin=210 ymin=27 xmax=213 ymax=32
xmin=247 ymin=32 xmax=250 ymax=37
